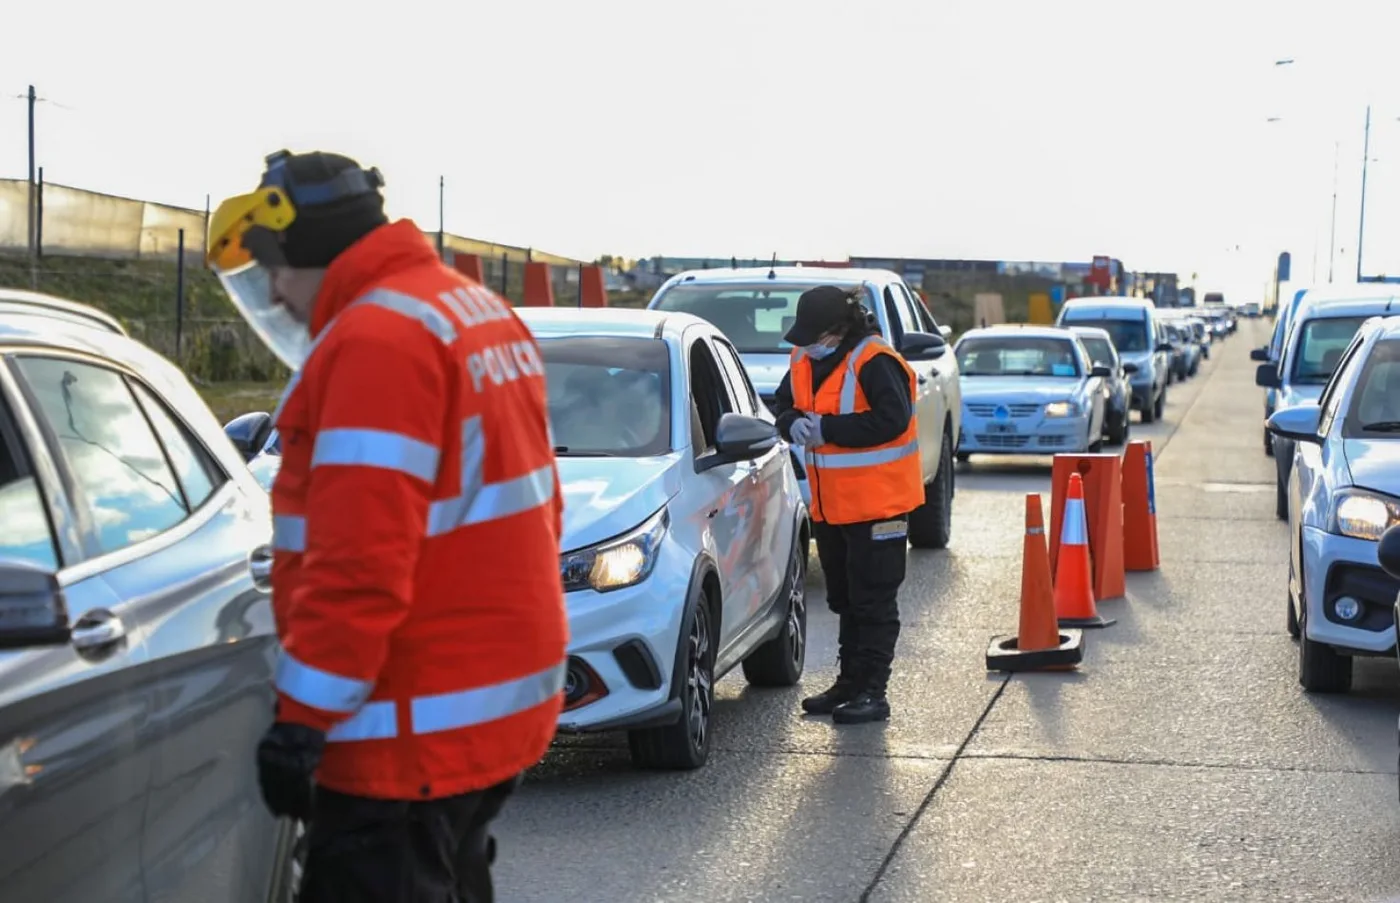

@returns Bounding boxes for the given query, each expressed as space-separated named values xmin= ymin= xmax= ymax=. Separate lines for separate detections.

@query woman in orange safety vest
xmin=207 ymin=149 xmax=568 ymax=903
xmin=769 ymin=285 xmax=923 ymax=725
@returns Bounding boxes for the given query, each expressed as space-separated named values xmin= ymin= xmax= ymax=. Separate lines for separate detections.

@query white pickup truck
xmin=647 ymin=266 xmax=963 ymax=549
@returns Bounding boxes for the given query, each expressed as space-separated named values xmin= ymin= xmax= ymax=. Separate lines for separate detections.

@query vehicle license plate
xmin=986 ymin=423 xmax=1018 ymax=435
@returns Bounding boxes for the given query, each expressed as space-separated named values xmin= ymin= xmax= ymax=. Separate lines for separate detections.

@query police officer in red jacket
xmin=208 ymin=150 xmax=569 ymax=902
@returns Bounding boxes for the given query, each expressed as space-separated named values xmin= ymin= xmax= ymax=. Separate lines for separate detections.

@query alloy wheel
xmin=686 ymin=606 xmax=713 ymax=751
xmin=787 ymin=549 xmax=807 ymax=672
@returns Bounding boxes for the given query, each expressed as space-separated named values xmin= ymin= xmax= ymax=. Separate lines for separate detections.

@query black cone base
xmin=986 ymin=630 xmax=1085 ymax=672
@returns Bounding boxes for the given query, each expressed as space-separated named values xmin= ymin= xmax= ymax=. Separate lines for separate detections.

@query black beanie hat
xmin=269 ymin=151 xmax=389 ymax=268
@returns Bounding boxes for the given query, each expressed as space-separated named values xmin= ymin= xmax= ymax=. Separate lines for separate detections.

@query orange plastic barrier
xmin=522 ymin=262 xmax=554 ymax=307
xmin=986 ymin=493 xmax=1085 ymax=671
xmin=1053 ymin=473 xmax=1115 ymax=628
xmin=580 ymin=265 xmax=609 ymax=308
xmin=1122 ymin=440 xmax=1161 ymax=571
xmin=451 ymin=252 xmax=485 ymax=284
xmin=1048 ymin=453 xmax=1125 ymax=601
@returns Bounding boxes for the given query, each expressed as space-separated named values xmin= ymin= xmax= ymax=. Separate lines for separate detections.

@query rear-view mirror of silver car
xmin=0 ymin=560 xmax=71 ymax=649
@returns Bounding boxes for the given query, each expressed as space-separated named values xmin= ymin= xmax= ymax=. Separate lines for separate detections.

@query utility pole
xmin=1357 ymin=104 xmax=1371 ymax=283
xmin=27 ymin=85 xmax=36 ymax=261
xmin=1329 ymin=139 xmax=1339 ymax=282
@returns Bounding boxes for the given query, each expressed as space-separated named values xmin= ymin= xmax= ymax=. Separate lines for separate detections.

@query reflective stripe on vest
xmin=276 ymin=651 xmax=375 ymax=713
xmin=802 ymin=335 xmax=910 ymax=471
xmin=426 ymin=415 xmax=555 ymax=537
xmin=311 ymin=428 xmax=441 ymax=483
xmin=311 ymin=660 xmax=567 ymax=743
xmin=273 ymin=515 xmax=306 ymax=553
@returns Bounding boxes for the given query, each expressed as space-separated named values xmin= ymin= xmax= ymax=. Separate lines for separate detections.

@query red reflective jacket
xmin=269 ymin=220 xmax=568 ymax=800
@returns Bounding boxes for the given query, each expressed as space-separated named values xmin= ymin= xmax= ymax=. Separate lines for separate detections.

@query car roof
xmin=657 ymin=265 xmax=904 ymax=290
xmin=515 ymin=305 xmax=712 ymax=344
xmin=1372 ymin=315 xmax=1400 ymax=340
xmin=1295 ymin=294 xmax=1400 ymax=320
xmin=1067 ymin=325 xmax=1113 ymax=340
xmin=0 ymin=288 xmax=128 ymax=335
xmin=957 ymin=324 xmax=1080 ymax=342
xmin=1059 ymin=295 xmax=1154 ymax=310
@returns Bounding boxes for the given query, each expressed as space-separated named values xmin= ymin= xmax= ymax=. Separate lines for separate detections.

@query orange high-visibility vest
xmin=790 ymin=335 xmax=924 ymax=524
xmin=269 ymin=219 xmax=568 ymax=801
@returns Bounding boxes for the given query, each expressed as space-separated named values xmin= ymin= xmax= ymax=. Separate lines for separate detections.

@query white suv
xmin=647 ymin=266 xmax=962 ymax=549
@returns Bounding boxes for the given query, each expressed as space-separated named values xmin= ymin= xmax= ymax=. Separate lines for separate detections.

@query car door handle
xmin=249 ymin=543 xmax=274 ymax=591
xmin=71 ymin=610 xmax=127 ymax=652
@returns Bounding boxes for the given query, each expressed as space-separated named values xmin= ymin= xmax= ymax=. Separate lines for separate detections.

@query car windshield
xmin=956 ymin=337 xmax=1081 ymax=377
xmin=1348 ymin=338 xmax=1400 ymax=434
xmin=1078 ymin=336 xmax=1116 ymax=368
xmin=1059 ymin=315 xmax=1149 ymax=352
xmin=539 ymin=336 xmax=672 ymax=457
xmin=1291 ymin=316 xmax=1370 ymax=384
xmin=649 ymin=281 xmax=864 ymax=354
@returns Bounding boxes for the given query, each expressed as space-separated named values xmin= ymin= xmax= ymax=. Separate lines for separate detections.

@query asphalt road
xmin=493 ymin=318 xmax=1400 ymax=902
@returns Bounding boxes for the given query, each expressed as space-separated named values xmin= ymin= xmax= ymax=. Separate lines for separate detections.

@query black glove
xmin=256 ymin=721 xmax=327 ymax=821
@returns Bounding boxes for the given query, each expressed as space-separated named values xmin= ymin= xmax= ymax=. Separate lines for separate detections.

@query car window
xmin=883 ymin=286 xmax=916 ymax=343
xmin=651 ymin=281 xmax=864 ymax=354
xmin=0 ymin=394 xmax=59 ymax=570
xmin=15 ymin=356 xmax=191 ymax=555
xmin=688 ymin=338 xmax=734 ymax=454
xmin=538 ymin=337 xmax=672 ymax=457
xmin=1291 ymin=316 xmax=1371 ymax=385
xmin=1060 ymin=314 xmax=1149 ymax=353
xmin=1078 ymin=336 xmax=1117 ymax=368
xmin=909 ymin=292 xmax=940 ymax=333
xmin=710 ymin=337 xmax=759 ymax=416
xmin=956 ymin=336 xmax=1081 ymax=377
xmin=131 ymin=381 xmax=226 ymax=510
xmin=893 ymin=284 xmax=925 ymax=334
xmin=1344 ymin=337 xmax=1400 ymax=435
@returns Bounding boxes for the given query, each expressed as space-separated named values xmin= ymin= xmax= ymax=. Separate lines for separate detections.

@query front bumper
xmin=1301 ymin=525 xmax=1400 ymax=655
xmin=957 ymin=409 xmax=1092 ymax=455
xmin=554 ymin=540 xmax=693 ymax=732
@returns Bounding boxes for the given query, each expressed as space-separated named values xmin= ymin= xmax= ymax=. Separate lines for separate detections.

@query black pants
xmin=812 ymin=515 xmax=909 ymax=693
xmin=299 ymin=774 xmax=521 ymax=903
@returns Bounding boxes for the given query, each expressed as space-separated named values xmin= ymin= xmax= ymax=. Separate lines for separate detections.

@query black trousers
xmin=811 ymin=515 xmax=909 ymax=693
xmin=299 ymin=774 xmax=521 ymax=903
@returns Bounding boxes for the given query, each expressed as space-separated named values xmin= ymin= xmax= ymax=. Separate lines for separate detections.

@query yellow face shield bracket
xmin=206 ymin=186 xmax=297 ymax=271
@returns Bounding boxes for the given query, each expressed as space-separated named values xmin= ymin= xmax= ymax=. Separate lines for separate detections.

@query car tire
xmin=1298 ymin=609 xmax=1353 ymax=694
xmin=742 ymin=532 xmax=808 ymax=687
xmin=1264 ymin=427 xmax=1274 ymax=457
xmin=908 ymin=427 xmax=954 ymax=550
xmin=628 ymin=585 xmax=715 ymax=770
xmin=1286 ymin=588 xmax=1300 ymax=640
xmin=1152 ymin=387 xmax=1166 ymax=422
xmin=1107 ymin=408 xmax=1129 ymax=445
xmin=1275 ymin=457 xmax=1288 ymax=521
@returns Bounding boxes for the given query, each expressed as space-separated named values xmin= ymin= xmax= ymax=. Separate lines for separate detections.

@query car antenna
xmin=730 ymin=256 xmax=737 ymax=270
xmin=767 ymin=252 xmax=777 ymax=280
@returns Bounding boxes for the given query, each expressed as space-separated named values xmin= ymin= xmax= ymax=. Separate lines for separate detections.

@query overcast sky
xmin=5 ymin=0 xmax=1400 ymax=300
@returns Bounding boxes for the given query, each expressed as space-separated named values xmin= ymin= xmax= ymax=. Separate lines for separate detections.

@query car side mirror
xmin=1254 ymin=364 xmax=1281 ymax=389
xmin=225 ymin=411 xmax=274 ymax=462
xmin=1266 ymin=404 xmax=1322 ymax=443
xmin=699 ymin=413 xmax=780 ymax=472
xmin=1250 ymin=347 xmax=1270 ymax=362
xmin=898 ymin=330 xmax=947 ymax=361
xmin=1090 ymin=364 xmax=1113 ymax=378
xmin=938 ymin=324 xmax=953 ymax=339
xmin=1377 ymin=524 xmax=1400 ymax=580
xmin=1156 ymin=342 xmax=1174 ymax=354
xmin=1122 ymin=362 xmax=1140 ymax=375
xmin=0 ymin=561 xmax=71 ymax=650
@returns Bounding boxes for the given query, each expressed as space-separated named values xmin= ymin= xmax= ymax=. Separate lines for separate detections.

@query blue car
xmin=953 ymin=325 xmax=1112 ymax=462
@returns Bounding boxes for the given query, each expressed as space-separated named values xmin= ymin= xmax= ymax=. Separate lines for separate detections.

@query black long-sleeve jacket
xmin=771 ymin=329 xmax=914 ymax=449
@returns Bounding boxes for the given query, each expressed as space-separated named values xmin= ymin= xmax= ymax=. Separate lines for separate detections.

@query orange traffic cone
xmin=1122 ymin=440 xmax=1160 ymax=571
xmin=987 ymin=493 xmax=1085 ymax=671
xmin=1054 ymin=473 xmax=1116 ymax=628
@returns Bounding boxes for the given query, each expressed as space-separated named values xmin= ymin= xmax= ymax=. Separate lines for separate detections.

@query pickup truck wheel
xmin=908 ymin=428 xmax=953 ymax=550
xmin=1152 ymin=387 xmax=1166 ymax=421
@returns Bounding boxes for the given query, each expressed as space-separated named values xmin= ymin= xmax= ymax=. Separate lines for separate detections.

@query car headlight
xmin=1044 ymin=401 xmax=1080 ymax=418
xmin=1327 ymin=488 xmax=1400 ymax=541
xmin=560 ymin=508 xmax=669 ymax=593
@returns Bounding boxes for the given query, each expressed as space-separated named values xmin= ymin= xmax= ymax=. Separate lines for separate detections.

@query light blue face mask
xmin=804 ymin=343 xmax=837 ymax=360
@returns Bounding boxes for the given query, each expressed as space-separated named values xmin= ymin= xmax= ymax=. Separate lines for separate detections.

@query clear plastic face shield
xmin=206 ymin=152 xmax=384 ymax=371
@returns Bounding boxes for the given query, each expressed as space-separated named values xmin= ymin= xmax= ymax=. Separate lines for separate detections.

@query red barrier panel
xmin=451 ymin=252 xmax=485 ymax=284
xmin=580 ymin=265 xmax=609 ymax=308
xmin=522 ymin=262 xmax=554 ymax=307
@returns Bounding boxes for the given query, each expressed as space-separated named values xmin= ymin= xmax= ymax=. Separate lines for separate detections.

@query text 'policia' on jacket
xmin=791 ymin=335 xmax=924 ymax=525
xmin=267 ymin=219 xmax=569 ymax=801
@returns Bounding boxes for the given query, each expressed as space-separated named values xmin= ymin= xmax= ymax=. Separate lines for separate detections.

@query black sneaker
xmin=831 ymin=691 xmax=890 ymax=724
xmin=800 ymin=679 xmax=859 ymax=715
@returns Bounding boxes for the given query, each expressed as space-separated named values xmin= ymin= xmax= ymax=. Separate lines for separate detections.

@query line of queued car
xmin=947 ymin=295 xmax=1224 ymax=464
xmin=1257 ymin=284 xmax=1400 ymax=696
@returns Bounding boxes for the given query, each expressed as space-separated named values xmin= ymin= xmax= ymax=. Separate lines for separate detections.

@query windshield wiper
xmin=1360 ymin=421 xmax=1400 ymax=432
